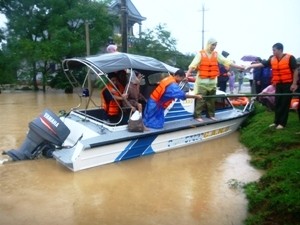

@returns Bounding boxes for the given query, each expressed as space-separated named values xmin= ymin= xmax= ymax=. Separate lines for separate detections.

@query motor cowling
xmin=5 ymin=109 xmax=70 ymax=160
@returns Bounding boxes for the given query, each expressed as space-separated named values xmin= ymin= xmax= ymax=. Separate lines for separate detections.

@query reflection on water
xmin=0 ymin=91 xmax=261 ymax=225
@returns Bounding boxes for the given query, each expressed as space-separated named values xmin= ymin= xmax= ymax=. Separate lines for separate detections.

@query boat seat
xmin=140 ymin=84 xmax=156 ymax=100
xmin=84 ymin=108 xmax=108 ymax=121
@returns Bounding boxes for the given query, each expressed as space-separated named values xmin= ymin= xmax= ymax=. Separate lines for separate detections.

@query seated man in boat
xmin=101 ymin=73 xmax=129 ymax=123
xmin=143 ymin=69 xmax=202 ymax=129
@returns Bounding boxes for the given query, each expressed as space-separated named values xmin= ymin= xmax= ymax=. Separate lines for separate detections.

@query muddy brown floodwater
xmin=0 ymin=91 xmax=261 ymax=225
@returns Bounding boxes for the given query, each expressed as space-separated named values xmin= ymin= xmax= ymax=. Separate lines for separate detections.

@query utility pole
xmin=85 ymin=21 xmax=90 ymax=56
xmin=121 ymin=0 xmax=128 ymax=53
xmin=200 ymin=4 xmax=208 ymax=49
xmin=85 ymin=21 xmax=92 ymax=95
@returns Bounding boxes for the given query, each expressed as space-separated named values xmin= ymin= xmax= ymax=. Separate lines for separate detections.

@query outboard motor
xmin=5 ymin=109 xmax=70 ymax=160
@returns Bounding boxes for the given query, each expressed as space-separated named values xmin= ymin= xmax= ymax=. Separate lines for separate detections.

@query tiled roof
xmin=109 ymin=0 xmax=146 ymax=23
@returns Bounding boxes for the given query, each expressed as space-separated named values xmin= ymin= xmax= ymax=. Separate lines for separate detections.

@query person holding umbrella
xmin=186 ymin=38 xmax=244 ymax=122
xmin=246 ymin=42 xmax=298 ymax=129
xmin=241 ymin=55 xmax=258 ymax=94
xmin=241 ymin=55 xmax=259 ymax=62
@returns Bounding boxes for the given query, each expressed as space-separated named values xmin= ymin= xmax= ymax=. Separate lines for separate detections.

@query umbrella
xmin=77 ymin=52 xmax=178 ymax=74
xmin=241 ymin=55 xmax=258 ymax=62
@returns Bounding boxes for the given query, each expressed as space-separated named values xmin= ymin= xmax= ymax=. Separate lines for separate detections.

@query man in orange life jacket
xmin=186 ymin=38 xmax=244 ymax=122
xmin=102 ymin=73 xmax=128 ymax=123
xmin=143 ymin=69 xmax=202 ymax=129
xmin=247 ymin=43 xmax=298 ymax=129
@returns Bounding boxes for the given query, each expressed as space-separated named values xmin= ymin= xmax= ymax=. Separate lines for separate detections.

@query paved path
xmin=225 ymin=82 xmax=251 ymax=94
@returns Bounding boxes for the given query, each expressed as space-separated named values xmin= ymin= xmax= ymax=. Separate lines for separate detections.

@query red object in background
xmin=187 ymin=76 xmax=195 ymax=82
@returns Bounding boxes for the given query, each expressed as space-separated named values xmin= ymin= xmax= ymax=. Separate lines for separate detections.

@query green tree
xmin=0 ymin=45 xmax=19 ymax=86
xmin=129 ymin=24 xmax=194 ymax=69
xmin=0 ymin=0 xmax=117 ymax=92
xmin=0 ymin=28 xmax=4 ymax=42
xmin=129 ymin=24 xmax=176 ymax=62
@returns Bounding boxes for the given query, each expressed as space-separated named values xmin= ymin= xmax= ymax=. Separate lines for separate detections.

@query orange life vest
xmin=102 ymin=83 xmax=124 ymax=116
xmin=150 ymin=75 xmax=176 ymax=109
xmin=271 ymin=54 xmax=293 ymax=84
xmin=197 ymin=50 xmax=219 ymax=79
xmin=230 ymin=97 xmax=249 ymax=107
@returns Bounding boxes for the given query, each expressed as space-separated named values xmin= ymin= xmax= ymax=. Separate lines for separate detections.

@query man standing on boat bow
xmin=186 ymin=38 xmax=245 ymax=122
xmin=143 ymin=69 xmax=202 ymax=129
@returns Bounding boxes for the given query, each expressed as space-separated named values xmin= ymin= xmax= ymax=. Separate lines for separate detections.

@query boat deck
xmin=53 ymin=107 xmax=248 ymax=170
xmin=59 ymin=107 xmax=245 ymax=147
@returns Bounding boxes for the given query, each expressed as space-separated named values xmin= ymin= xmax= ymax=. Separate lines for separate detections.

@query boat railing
xmin=62 ymin=58 xmax=131 ymax=127
xmin=205 ymin=93 xmax=300 ymax=112
xmin=69 ymin=108 xmax=130 ymax=132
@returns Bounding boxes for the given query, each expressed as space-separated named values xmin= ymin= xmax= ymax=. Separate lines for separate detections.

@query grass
xmin=239 ymin=104 xmax=300 ymax=225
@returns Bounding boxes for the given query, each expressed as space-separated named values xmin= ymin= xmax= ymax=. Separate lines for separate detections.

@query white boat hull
xmin=53 ymin=110 xmax=247 ymax=171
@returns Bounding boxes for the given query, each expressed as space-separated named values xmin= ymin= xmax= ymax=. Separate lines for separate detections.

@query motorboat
xmin=5 ymin=52 xmax=254 ymax=171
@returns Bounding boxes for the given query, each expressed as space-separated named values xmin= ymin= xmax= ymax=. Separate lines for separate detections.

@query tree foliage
xmin=0 ymin=2 xmax=194 ymax=91
xmin=129 ymin=24 xmax=194 ymax=69
xmin=0 ymin=0 xmax=117 ymax=91
xmin=0 ymin=47 xmax=18 ymax=85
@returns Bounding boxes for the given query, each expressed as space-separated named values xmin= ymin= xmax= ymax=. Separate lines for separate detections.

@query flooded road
xmin=0 ymin=91 xmax=261 ymax=225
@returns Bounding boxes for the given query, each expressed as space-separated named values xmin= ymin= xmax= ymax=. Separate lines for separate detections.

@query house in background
xmin=108 ymin=0 xmax=146 ymax=44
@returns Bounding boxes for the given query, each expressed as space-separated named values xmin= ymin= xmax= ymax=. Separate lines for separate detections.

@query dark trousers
xmin=274 ymin=83 xmax=292 ymax=126
xmin=297 ymin=87 xmax=300 ymax=121
xmin=217 ymin=75 xmax=229 ymax=92
xmin=254 ymin=81 xmax=262 ymax=94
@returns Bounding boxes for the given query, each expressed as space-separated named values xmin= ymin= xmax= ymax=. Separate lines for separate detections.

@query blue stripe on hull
xmin=165 ymin=101 xmax=193 ymax=122
xmin=165 ymin=113 xmax=192 ymax=122
xmin=115 ymin=135 xmax=157 ymax=161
